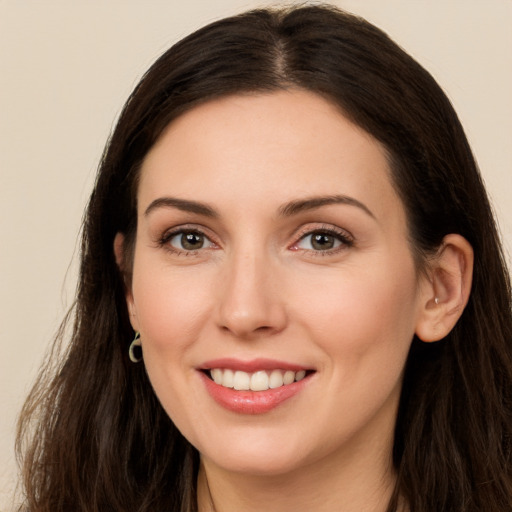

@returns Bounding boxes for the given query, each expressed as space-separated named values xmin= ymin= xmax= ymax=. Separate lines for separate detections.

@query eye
xmin=293 ymin=228 xmax=353 ymax=252
xmin=167 ymin=230 xmax=214 ymax=251
xmin=297 ymin=232 xmax=341 ymax=251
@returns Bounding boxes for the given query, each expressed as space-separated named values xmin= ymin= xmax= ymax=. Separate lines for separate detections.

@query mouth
xmin=203 ymin=368 xmax=314 ymax=391
xmin=198 ymin=359 xmax=316 ymax=414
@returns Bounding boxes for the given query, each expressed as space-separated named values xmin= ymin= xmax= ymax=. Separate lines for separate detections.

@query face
xmin=123 ymin=90 xmax=430 ymax=478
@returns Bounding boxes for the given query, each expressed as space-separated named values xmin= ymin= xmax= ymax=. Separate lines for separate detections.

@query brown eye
xmin=311 ymin=233 xmax=336 ymax=250
xmin=295 ymin=229 xmax=352 ymax=252
xmin=181 ymin=232 xmax=204 ymax=250
xmin=168 ymin=231 xmax=212 ymax=251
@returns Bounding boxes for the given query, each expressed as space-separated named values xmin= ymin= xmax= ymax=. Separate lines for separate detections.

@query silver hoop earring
xmin=129 ymin=332 xmax=142 ymax=363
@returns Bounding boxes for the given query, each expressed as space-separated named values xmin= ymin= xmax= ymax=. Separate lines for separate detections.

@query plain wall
xmin=1 ymin=1 xmax=511 ymax=509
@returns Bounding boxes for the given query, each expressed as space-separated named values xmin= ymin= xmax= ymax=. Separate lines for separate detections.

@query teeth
xmin=233 ymin=370 xmax=250 ymax=390
xmin=250 ymin=371 xmax=269 ymax=391
xmin=283 ymin=370 xmax=295 ymax=385
xmin=209 ymin=368 xmax=309 ymax=391
xmin=211 ymin=368 xmax=223 ymax=385
xmin=295 ymin=370 xmax=306 ymax=381
xmin=269 ymin=369 xmax=284 ymax=389
xmin=223 ymin=369 xmax=234 ymax=388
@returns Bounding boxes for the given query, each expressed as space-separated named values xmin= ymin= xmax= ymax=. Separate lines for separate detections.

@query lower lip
xmin=199 ymin=372 xmax=310 ymax=414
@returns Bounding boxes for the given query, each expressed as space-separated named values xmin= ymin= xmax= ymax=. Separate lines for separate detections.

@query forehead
xmin=139 ymin=90 xmax=404 ymax=225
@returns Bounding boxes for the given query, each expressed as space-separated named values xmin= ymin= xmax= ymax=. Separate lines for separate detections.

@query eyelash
xmin=158 ymin=226 xmax=217 ymax=256
xmin=158 ymin=224 xmax=354 ymax=257
xmin=291 ymin=225 xmax=354 ymax=256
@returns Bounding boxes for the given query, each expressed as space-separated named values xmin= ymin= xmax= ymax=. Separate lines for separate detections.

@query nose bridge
xmin=217 ymin=241 xmax=286 ymax=338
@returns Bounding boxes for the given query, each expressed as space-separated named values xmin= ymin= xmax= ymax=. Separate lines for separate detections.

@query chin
xmin=197 ymin=430 xmax=316 ymax=477
xmin=207 ymin=452 xmax=307 ymax=478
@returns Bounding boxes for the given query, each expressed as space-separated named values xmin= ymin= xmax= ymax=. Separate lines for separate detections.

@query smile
xmin=209 ymin=368 xmax=307 ymax=391
xmin=199 ymin=360 xmax=315 ymax=414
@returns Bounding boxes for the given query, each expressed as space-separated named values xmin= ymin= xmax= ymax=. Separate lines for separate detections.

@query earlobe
xmin=113 ymin=232 xmax=139 ymax=331
xmin=415 ymin=234 xmax=474 ymax=342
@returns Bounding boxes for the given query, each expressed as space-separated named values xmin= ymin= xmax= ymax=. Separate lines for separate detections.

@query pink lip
xmin=198 ymin=360 xmax=314 ymax=415
xmin=199 ymin=357 xmax=310 ymax=372
xmin=199 ymin=373 xmax=311 ymax=414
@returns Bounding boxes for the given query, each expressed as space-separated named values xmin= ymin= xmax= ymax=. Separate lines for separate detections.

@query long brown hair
xmin=17 ymin=5 xmax=512 ymax=511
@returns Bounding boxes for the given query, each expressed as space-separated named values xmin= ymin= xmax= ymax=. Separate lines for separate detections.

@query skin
xmin=116 ymin=90 xmax=473 ymax=512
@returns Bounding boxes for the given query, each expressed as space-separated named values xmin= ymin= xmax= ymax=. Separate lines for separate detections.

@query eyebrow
xmin=278 ymin=195 xmax=375 ymax=219
xmin=144 ymin=194 xmax=375 ymax=219
xmin=144 ymin=197 xmax=218 ymax=218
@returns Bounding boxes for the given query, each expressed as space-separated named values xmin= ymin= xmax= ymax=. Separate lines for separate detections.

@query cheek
xmin=294 ymin=255 xmax=419 ymax=371
xmin=129 ymin=260 xmax=217 ymax=412
xmin=290 ymin=257 xmax=419 ymax=447
xmin=130 ymin=265 xmax=215 ymax=425
xmin=131 ymin=261 xmax=214 ymax=348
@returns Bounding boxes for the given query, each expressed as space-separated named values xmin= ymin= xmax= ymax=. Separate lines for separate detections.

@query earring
xmin=129 ymin=332 xmax=142 ymax=363
xmin=434 ymin=297 xmax=440 ymax=305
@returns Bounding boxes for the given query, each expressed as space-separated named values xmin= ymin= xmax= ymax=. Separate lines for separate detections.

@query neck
xmin=197 ymin=439 xmax=399 ymax=512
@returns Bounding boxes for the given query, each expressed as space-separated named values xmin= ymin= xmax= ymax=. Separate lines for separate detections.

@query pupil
xmin=312 ymin=233 xmax=334 ymax=250
xmin=182 ymin=232 xmax=203 ymax=250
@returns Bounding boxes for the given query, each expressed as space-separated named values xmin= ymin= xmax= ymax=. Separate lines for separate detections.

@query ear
xmin=114 ymin=232 xmax=140 ymax=331
xmin=415 ymin=234 xmax=473 ymax=342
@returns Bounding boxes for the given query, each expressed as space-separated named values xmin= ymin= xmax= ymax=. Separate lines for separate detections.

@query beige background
xmin=1 ymin=1 xmax=511 ymax=509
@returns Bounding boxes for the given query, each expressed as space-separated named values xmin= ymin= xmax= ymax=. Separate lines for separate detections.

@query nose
xmin=216 ymin=250 xmax=288 ymax=339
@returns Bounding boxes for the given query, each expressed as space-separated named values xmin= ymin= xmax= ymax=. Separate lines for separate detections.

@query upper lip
xmin=198 ymin=358 xmax=313 ymax=373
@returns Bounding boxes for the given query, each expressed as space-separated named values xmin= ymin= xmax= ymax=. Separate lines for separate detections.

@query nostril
xmin=255 ymin=325 xmax=273 ymax=332
xmin=219 ymin=323 xmax=281 ymax=338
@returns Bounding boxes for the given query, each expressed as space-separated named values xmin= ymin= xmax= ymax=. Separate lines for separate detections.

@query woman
xmin=16 ymin=5 xmax=512 ymax=512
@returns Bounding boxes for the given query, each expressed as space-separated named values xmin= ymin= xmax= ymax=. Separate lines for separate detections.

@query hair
xmin=16 ymin=4 xmax=512 ymax=512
